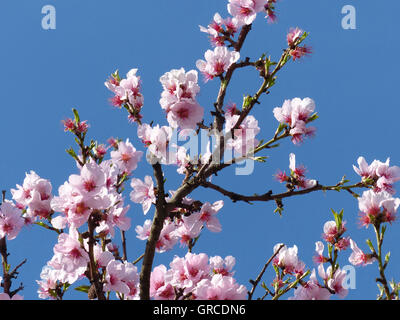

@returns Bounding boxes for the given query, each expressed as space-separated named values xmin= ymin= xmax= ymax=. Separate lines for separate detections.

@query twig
xmin=248 ymin=244 xmax=284 ymax=300
xmin=139 ymin=163 xmax=168 ymax=300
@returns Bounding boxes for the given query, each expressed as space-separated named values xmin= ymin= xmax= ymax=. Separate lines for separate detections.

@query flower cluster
xmin=286 ymin=27 xmax=312 ymax=60
xmin=227 ymin=0 xmax=270 ymax=26
xmin=275 ymin=153 xmax=317 ymax=190
xmin=11 ymin=171 xmax=53 ymax=220
xmin=273 ymin=97 xmax=317 ymax=144
xmin=150 ymin=252 xmax=246 ymax=300
xmin=225 ymin=108 xmax=260 ymax=156
xmin=105 ymin=69 xmax=144 ymax=123
xmin=137 ymin=124 xmax=173 ymax=163
xmin=196 ymin=46 xmax=240 ymax=81
xmin=136 ymin=200 xmax=224 ymax=252
xmin=159 ymin=68 xmax=204 ymax=130
xmin=0 ymin=200 xmax=24 ymax=240
xmin=199 ymin=13 xmax=239 ymax=47
xmin=353 ymin=156 xmax=400 ymax=194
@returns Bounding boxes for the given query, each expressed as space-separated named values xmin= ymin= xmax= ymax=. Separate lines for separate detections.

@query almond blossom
xmin=49 ymin=228 xmax=89 ymax=284
xmin=196 ymin=46 xmax=240 ymax=81
xmin=276 ymin=153 xmax=316 ymax=189
xmin=210 ymin=255 xmax=236 ymax=276
xmin=137 ymin=123 xmax=173 ymax=162
xmin=353 ymin=157 xmax=400 ymax=194
xmin=289 ymin=269 xmax=331 ymax=300
xmin=167 ymin=100 xmax=204 ymax=130
xmin=193 ymin=274 xmax=247 ymax=300
xmin=103 ymin=260 xmax=131 ymax=295
xmin=130 ymin=176 xmax=156 ymax=215
xmin=0 ymin=200 xmax=24 ymax=240
xmin=150 ymin=265 xmax=175 ymax=300
xmin=11 ymin=171 xmax=53 ymax=220
xmin=358 ymin=190 xmax=400 ymax=227
xmin=273 ymin=243 xmax=305 ymax=276
xmin=110 ymin=139 xmax=143 ymax=175
xmin=318 ymin=265 xmax=348 ymax=298
xmin=105 ymin=69 xmax=144 ymax=118
xmin=199 ymin=13 xmax=240 ymax=46
xmin=273 ymin=98 xmax=316 ymax=145
xmin=348 ymin=239 xmax=376 ymax=266
xmin=225 ymin=112 xmax=260 ymax=156
xmin=227 ymin=0 xmax=268 ymax=26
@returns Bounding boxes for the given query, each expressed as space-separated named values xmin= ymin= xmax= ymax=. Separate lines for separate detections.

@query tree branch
xmin=248 ymin=244 xmax=284 ymax=300
xmin=139 ymin=163 xmax=168 ymax=300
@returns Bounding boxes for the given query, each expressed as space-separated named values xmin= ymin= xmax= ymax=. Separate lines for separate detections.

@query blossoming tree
xmin=1 ymin=0 xmax=400 ymax=300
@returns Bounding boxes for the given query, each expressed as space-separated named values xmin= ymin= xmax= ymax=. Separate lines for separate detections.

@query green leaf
xmin=366 ymin=239 xmax=375 ymax=253
xmin=251 ymin=156 xmax=268 ymax=163
xmin=72 ymin=108 xmax=80 ymax=124
xmin=242 ymin=95 xmax=253 ymax=109
xmin=261 ymin=282 xmax=268 ymax=290
xmin=384 ymin=252 xmax=391 ymax=266
xmin=74 ymin=285 xmax=90 ymax=293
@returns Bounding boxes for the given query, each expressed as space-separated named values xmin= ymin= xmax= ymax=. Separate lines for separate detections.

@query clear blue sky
xmin=1 ymin=0 xmax=399 ymax=300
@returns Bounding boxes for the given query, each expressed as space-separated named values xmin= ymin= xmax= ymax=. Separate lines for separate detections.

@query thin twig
xmin=248 ymin=244 xmax=284 ymax=300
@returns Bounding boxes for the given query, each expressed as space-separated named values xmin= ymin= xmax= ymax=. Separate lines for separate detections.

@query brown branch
xmin=87 ymin=213 xmax=106 ymax=300
xmin=120 ymin=230 xmax=128 ymax=261
xmin=201 ymin=181 xmax=367 ymax=204
xmin=248 ymin=244 xmax=284 ymax=300
xmin=139 ymin=163 xmax=168 ymax=300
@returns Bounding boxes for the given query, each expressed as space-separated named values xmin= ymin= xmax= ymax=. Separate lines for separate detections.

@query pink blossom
xmin=225 ymin=113 xmax=260 ymax=156
xmin=327 ymin=267 xmax=348 ymax=298
xmin=273 ymin=98 xmax=316 ymax=145
xmin=290 ymin=269 xmax=331 ymax=300
xmin=37 ymin=266 xmax=61 ymax=300
xmin=69 ymin=162 xmax=107 ymax=197
xmin=353 ymin=156 xmax=379 ymax=180
xmin=196 ymin=46 xmax=240 ymax=81
xmin=210 ymin=255 xmax=236 ymax=276
xmin=103 ymin=260 xmax=130 ymax=295
xmin=173 ymin=214 xmax=203 ymax=246
xmin=50 ymin=228 xmax=89 ymax=284
xmin=227 ymin=0 xmax=268 ymax=25
xmin=167 ymin=100 xmax=204 ymax=130
xmin=169 ymin=253 xmax=210 ymax=292
xmin=290 ymin=46 xmax=312 ymax=61
xmin=135 ymin=219 xmax=152 ymax=240
xmin=11 ymin=171 xmax=53 ymax=219
xmin=287 ymin=27 xmax=304 ymax=46
xmin=313 ymin=241 xmax=328 ymax=264
xmin=137 ymin=123 xmax=173 ymax=162
xmin=353 ymin=157 xmax=400 ymax=194
xmin=136 ymin=219 xmax=179 ymax=253
xmin=150 ymin=265 xmax=175 ymax=300
xmin=278 ymin=153 xmax=316 ymax=189
xmin=105 ymin=69 xmax=144 ymax=111
xmin=348 ymin=239 xmax=375 ymax=266
xmin=97 ymin=196 xmax=131 ymax=237
xmin=199 ymin=13 xmax=240 ymax=46
xmin=110 ymin=139 xmax=143 ymax=175
xmin=193 ymin=274 xmax=247 ymax=300
xmin=358 ymin=190 xmax=400 ymax=226
xmin=159 ymin=68 xmax=200 ymax=111
xmin=273 ymin=243 xmax=305 ymax=275
xmin=130 ymin=176 xmax=156 ymax=215
xmin=156 ymin=219 xmax=179 ymax=253
xmin=198 ymin=200 xmax=224 ymax=232
xmin=122 ymin=262 xmax=140 ymax=299
xmin=322 ymin=220 xmax=346 ymax=243
xmin=0 ymin=200 xmax=24 ymax=240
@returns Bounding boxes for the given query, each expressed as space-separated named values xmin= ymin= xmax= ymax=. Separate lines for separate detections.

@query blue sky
xmin=1 ymin=0 xmax=400 ymax=300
